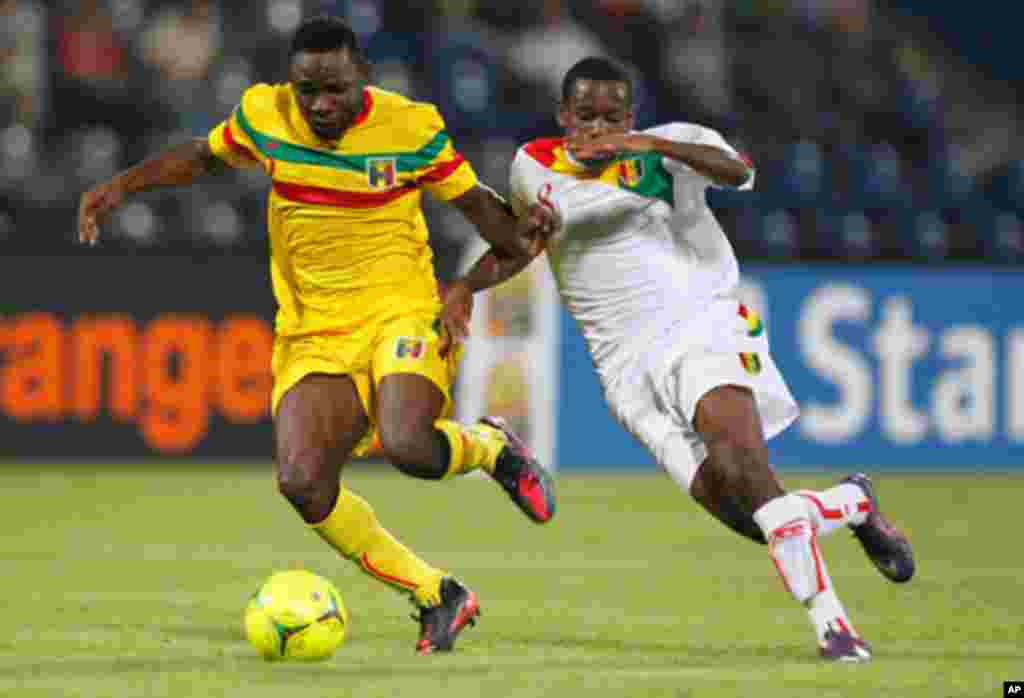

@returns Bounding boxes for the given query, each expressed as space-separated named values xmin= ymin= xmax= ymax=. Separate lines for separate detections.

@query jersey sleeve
xmin=412 ymin=105 xmax=479 ymax=201
xmin=206 ymin=88 xmax=264 ymax=170
xmin=649 ymin=122 xmax=754 ymax=191
xmin=508 ymin=150 xmax=536 ymax=217
xmin=512 ymin=148 xmax=657 ymax=231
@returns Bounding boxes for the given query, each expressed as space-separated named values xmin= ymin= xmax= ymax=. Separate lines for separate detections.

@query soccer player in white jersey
xmin=441 ymin=57 xmax=915 ymax=662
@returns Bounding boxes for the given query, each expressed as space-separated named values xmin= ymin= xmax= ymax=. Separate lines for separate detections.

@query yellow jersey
xmin=207 ymin=84 xmax=479 ymax=337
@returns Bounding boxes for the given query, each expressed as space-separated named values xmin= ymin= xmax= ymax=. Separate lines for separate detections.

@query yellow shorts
xmin=271 ymin=312 xmax=462 ymax=457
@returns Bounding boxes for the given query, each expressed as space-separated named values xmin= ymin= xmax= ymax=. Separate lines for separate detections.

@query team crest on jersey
xmin=618 ymin=158 xmax=645 ymax=187
xmin=367 ymin=157 xmax=397 ymax=188
xmin=395 ymin=337 xmax=425 ymax=359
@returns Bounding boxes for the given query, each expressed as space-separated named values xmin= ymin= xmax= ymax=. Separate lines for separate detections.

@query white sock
xmin=807 ymin=588 xmax=857 ymax=645
xmin=754 ymin=494 xmax=857 ymax=645
xmin=797 ymin=484 xmax=871 ymax=537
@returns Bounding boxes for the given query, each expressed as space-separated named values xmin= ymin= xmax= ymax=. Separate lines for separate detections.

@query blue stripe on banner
xmin=556 ymin=265 xmax=1024 ymax=470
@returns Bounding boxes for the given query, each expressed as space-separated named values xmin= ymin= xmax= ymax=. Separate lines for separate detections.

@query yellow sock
xmin=435 ymin=419 xmax=507 ymax=478
xmin=312 ymin=486 xmax=446 ymax=607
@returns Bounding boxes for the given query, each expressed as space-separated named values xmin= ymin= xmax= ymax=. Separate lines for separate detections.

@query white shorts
xmin=603 ymin=346 xmax=800 ymax=493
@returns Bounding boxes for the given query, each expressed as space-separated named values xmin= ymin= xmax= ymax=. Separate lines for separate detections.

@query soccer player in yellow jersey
xmin=77 ymin=16 xmax=558 ymax=655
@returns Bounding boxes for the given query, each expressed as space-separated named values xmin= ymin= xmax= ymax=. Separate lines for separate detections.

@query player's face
xmin=558 ymin=79 xmax=633 ymax=146
xmin=290 ymin=48 xmax=368 ymax=141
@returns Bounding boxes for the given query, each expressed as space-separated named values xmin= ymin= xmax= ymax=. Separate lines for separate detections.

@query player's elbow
xmin=721 ymin=164 xmax=752 ymax=189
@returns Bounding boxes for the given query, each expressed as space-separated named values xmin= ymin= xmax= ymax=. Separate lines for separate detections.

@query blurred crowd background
xmin=2 ymin=0 xmax=1022 ymax=279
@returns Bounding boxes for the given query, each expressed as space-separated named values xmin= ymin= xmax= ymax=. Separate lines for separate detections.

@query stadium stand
xmin=1 ymin=0 xmax=1021 ymax=272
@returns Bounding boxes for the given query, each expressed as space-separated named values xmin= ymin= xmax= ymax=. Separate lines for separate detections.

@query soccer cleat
xmin=842 ymin=473 xmax=915 ymax=583
xmin=479 ymin=416 xmax=556 ymax=524
xmin=819 ymin=627 xmax=872 ymax=663
xmin=414 ymin=577 xmax=481 ymax=655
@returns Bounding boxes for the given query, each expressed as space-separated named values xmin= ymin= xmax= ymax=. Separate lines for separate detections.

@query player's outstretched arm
xmin=77 ymin=138 xmax=227 ymax=245
xmin=436 ymin=191 xmax=557 ymax=355
xmin=449 ymin=184 xmax=550 ymax=260
xmin=570 ymin=133 xmax=751 ymax=188
xmin=453 ymin=197 xmax=557 ymax=293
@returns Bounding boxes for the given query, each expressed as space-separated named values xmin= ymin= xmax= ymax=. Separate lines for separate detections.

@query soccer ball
xmin=243 ymin=569 xmax=348 ymax=661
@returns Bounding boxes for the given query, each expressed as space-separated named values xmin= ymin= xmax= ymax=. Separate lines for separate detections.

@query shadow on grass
xmin=6 ymin=630 xmax=1019 ymax=685
xmin=484 ymin=631 xmax=801 ymax=659
xmin=91 ymin=621 xmax=242 ymax=644
xmin=3 ymin=655 xmax=241 ymax=681
xmin=0 ymin=653 xmax=771 ymax=685
xmin=158 ymin=624 xmax=244 ymax=643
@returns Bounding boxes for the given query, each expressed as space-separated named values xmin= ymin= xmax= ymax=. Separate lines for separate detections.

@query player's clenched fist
xmin=77 ymin=179 xmax=123 ymax=246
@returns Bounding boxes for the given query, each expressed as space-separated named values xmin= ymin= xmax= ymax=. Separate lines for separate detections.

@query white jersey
xmin=509 ymin=122 xmax=757 ymax=387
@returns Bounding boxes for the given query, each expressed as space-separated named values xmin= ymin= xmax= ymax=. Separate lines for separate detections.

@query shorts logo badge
xmin=738 ymin=303 xmax=764 ymax=337
xmin=740 ymin=352 xmax=762 ymax=375
xmin=395 ymin=337 xmax=425 ymax=359
xmin=618 ymin=158 xmax=644 ymax=187
xmin=367 ymin=157 xmax=397 ymax=188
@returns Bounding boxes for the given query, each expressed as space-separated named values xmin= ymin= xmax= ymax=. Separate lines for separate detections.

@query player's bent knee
xmin=276 ymin=462 xmax=338 ymax=523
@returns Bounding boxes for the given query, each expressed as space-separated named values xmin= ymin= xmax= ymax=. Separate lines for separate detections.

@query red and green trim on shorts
xmin=738 ymin=303 xmax=764 ymax=375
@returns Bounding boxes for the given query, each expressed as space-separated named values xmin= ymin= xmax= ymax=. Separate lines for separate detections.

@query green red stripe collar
xmin=234 ymin=101 xmax=450 ymax=173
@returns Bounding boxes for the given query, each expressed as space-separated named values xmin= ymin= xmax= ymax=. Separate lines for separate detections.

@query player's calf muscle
xmin=692 ymin=429 xmax=783 ymax=543
xmin=377 ymin=423 xmax=434 ymax=468
xmin=704 ymin=441 xmax=781 ymax=506
xmin=692 ymin=478 xmax=767 ymax=544
xmin=385 ymin=428 xmax=450 ymax=480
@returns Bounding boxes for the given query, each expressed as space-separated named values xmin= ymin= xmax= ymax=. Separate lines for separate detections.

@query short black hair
xmin=561 ymin=57 xmax=632 ymax=102
xmin=289 ymin=15 xmax=366 ymax=64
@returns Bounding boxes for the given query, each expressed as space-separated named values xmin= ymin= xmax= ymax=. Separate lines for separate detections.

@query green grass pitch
xmin=1 ymin=464 xmax=1019 ymax=697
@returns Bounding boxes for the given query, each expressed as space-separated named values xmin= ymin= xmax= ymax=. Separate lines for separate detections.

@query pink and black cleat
xmin=479 ymin=416 xmax=556 ymax=524
xmin=819 ymin=626 xmax=873 ymax=663
xmin=414 ymin=577 xmax=481 ymax=655
xmin=842 ymin=473 xmax=915 ymax=583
